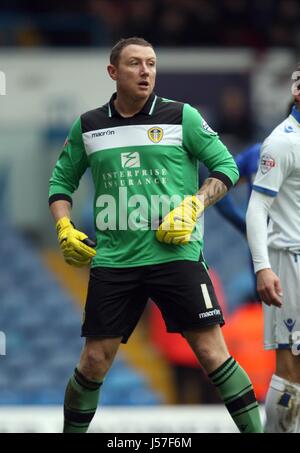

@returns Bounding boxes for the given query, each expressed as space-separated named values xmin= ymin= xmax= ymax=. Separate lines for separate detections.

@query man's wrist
xmin=255 ymin=265 xmax=272 ymax=274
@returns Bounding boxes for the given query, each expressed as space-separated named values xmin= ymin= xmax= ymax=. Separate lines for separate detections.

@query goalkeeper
xmin=49 ymin=37 xmax=263 ymax=433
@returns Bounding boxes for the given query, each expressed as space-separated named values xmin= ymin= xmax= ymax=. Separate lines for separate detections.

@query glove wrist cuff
xmin=56 ymin=216 xmax=74 ymax=234
xmin=190 ymin=195 xmax=204 ymax=216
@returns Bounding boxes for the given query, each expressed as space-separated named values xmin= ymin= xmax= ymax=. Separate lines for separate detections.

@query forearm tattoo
xmin=197 ymin=178 xmax=228 ymax=208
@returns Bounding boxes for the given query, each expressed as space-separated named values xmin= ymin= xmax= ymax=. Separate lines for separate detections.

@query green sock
xmin=63 ymin=368 xmax=102 ymax=433
xmin=209 ymin=357 xmax=263 ymax=433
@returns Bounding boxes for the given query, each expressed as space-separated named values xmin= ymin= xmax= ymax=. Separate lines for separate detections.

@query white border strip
xmin=0 ymin=406 xmax=245 ymax=433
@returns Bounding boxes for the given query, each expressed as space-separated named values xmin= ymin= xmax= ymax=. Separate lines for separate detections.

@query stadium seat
xmin=0 ymin=222 xmax=161 ymax=406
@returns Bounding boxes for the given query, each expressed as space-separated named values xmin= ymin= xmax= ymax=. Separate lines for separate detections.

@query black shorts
xmin=82 ymin=260 xmax=224 ymax=343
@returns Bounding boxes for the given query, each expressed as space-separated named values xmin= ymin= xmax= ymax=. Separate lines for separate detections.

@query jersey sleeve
xmin=252 ymin=135 xmax=294 ymax=197
xmin=182 ymin=104 xmax=239 ymax=188
xmin=49 ymin=116 xmax=88 ymax=204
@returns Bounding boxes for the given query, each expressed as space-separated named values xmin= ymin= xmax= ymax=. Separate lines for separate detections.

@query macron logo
xmin=92 ymin=130 xmax=115 ymax=138
xmin=198 ymin=309 xmax=221 ymax=319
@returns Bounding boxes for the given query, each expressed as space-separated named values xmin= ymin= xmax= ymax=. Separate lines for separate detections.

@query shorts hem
xmin=166 ymin=317 xmax=225 ymax=334
xmin=264 ymin=343 xmax=291 ymax=350
xmin=81 ymin=332 xmax=125 ymax=341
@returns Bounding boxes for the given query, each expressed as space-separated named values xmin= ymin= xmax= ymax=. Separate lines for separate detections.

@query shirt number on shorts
xmin=201 ymin=284 xmax=213 ymax=309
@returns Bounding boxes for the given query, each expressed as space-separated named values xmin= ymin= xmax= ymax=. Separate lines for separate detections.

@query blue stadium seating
xmin=0 ymin=221 xmax=162 ymax=406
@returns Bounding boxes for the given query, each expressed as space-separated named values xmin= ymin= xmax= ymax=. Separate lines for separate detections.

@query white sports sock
xmin=264 ymin=374 xmax=300 ymax=433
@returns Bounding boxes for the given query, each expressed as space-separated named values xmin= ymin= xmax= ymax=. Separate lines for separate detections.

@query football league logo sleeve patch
xmin=202 ymin=119 xmax=217 ymax=135
xmin=260 ymin=153 xmax=276 ymax=174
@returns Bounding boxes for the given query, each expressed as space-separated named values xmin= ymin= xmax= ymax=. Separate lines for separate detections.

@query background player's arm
xmin=256 ymin=268 xmax=283 ymax=308
xmin=214 ymin=143 xmax=261 ymax=235
xmin=246 ymin=136 xmax=294 ymax=307
xmin=246 ymin=190 xmax=282 ymax=307
xmin=215 ymin=195 xmax=246 ymax=235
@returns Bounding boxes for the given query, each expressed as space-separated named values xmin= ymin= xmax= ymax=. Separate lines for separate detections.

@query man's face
xmin=108 ymin=44 xmax=156 ymax=100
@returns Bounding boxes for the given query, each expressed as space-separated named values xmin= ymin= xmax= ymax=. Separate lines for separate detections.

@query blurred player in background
xmin=215 ymin=142 xmax=261 ymax=236
xmin=215 ymin=99 xmax=295 ymax=301
xmin=246 ymin=65 xmax=300 ymax=433
xmin=216 ymin=99 xmax=295 ymax=239
xmin=49 ymin=37 xmax=262 ymax=433
xmin=216 ymin=142 xmax=261 ymax=302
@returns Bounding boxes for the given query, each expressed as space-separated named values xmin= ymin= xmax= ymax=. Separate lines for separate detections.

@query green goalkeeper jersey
xmin=49 ymin=93 xmax=239 ymax=268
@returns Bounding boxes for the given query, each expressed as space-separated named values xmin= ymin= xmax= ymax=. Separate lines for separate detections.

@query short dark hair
xmin=110 ymin=37 xmax=154 ymax=66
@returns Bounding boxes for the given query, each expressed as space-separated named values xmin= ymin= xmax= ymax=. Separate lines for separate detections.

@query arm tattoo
xmin=197 ymin=178 xmax=228 ymax=208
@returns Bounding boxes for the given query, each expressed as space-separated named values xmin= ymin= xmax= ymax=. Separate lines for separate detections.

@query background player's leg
xmin=264 ymin=349 xmax=300 ymax=433
xmin=63 ymin=337 xmax=122 ymax=433
xmin=263 ymin=250 xmax=300 ymax=432
xmin=184 ymin=325 xmax=263 ymax=433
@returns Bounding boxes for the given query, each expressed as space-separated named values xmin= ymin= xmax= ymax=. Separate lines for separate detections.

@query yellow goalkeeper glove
xmin=56 ymin=217 xmax=96 ymax=267
xmin=156 ymin=195 xmax=204 ymax=245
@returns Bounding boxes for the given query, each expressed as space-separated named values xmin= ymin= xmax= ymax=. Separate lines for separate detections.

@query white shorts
xmin=263 ymin=248 xmax=300 ymax=350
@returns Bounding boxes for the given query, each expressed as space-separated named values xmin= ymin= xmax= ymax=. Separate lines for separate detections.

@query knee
xmin=278 ymin=368 xmax=300 ymax=384
xmin=184 ymin=326 xmax=230 ymax=374
xmin=194 ymin=345 xmax=229 ymax=374
xmin=79 ymin=347 xmax=114 ymax=381
xmin=276 ymin=350 xmax=300 ymax=383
